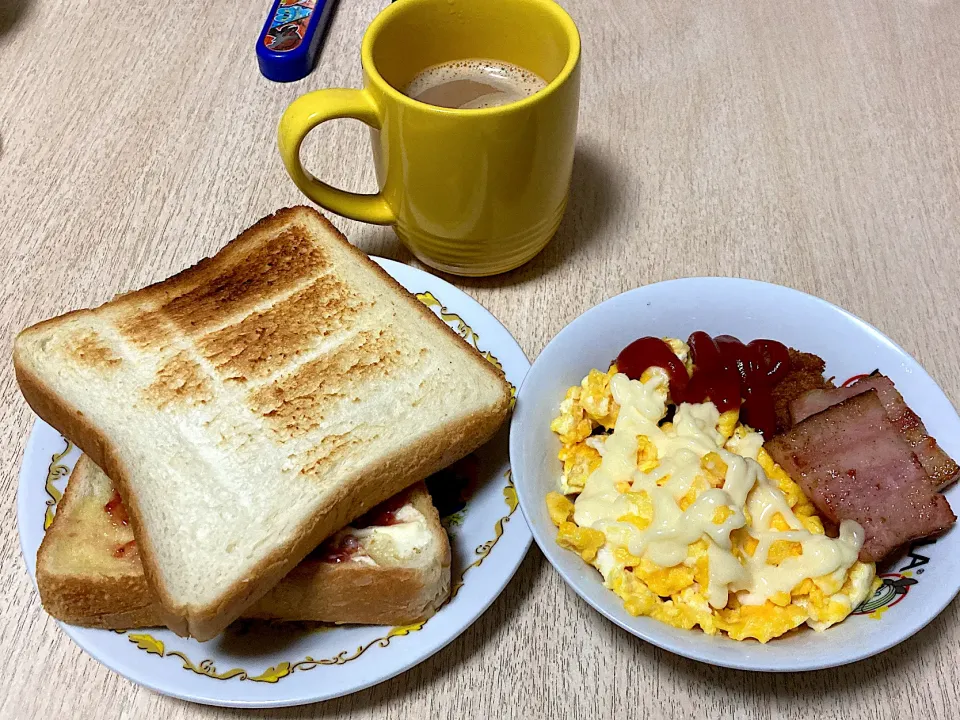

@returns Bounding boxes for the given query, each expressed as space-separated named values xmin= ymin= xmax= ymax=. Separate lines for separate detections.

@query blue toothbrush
xmin=256 ymin=0 xmax=337 ymax=82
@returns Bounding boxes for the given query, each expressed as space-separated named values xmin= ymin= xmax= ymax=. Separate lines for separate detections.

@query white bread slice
xmin=38 ymin=456 xmax=451 ymax=628
xmin=15 ymin=207 xmax=510 ymax=639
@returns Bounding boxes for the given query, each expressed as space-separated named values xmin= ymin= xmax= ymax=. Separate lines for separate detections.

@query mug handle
xmin=278 ymin=89 xmax=396 ymax=225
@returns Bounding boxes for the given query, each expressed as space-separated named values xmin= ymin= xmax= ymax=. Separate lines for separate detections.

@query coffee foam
xmin=404 ymin=59 xmax=547 ymax=109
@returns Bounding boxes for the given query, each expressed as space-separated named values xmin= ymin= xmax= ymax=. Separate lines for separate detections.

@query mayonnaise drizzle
xmin=572 ymin=372 xmax=864 ymax=608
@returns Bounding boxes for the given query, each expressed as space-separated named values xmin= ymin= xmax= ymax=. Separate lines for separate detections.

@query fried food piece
xmin=770 ymin=349 xmax=835 ymax=434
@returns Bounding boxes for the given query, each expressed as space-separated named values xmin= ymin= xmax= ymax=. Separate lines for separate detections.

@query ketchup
xmin=615 ymin=337 xmax=689 ymax=399
xmin=615 ymin=332 xmax=791 ymax=438
xmin=104 ymin=490 xmax=129 ymax=527
xmin=841 ymin=373 xmax=871 ymax=388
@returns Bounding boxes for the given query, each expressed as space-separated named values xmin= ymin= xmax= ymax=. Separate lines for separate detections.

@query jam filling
xmin=315 ymin=534 xmax=362 ymax=564
xmin=104 ymin=489 xmax=129 ymax=527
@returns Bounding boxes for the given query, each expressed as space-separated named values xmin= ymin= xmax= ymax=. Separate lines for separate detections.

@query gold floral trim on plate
xmin=42 ymin=288 xmax=521 ymax=684
xmin=448 ymin=471 xmax=518 ymax=602
xmin=126 ymin=623 xmax=426 ymax=683
xmin=416 ymin=291 xmax=518 ymax=408
xmin=43 ymin=438 xmax=73 ymax=529
xmin=118 ymin=470 xmax=519 ymax=683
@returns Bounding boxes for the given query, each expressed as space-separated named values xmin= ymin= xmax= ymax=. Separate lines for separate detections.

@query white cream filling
xmin=343 ymin=504 xmax=431 ymax=565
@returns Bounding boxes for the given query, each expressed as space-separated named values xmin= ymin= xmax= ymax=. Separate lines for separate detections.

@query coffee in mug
xmin=278 ymin=0 xmax=581 ymax=276
xmin=404 ymin=59 xmax=547 ymax=109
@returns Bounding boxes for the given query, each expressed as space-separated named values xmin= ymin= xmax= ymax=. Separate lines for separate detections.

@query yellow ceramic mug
xmin=278 ymin=0 xmax=580 ymax=276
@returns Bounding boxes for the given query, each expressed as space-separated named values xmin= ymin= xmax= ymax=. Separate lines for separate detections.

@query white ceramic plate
xmin=17 ymin=258 xmax=531 ymax=707
xmin=510 ymin=277 xmax=960 ymax=671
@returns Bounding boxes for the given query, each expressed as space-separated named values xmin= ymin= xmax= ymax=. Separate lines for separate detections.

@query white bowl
xmin=509 ymin=277 xmax=960 ymax=671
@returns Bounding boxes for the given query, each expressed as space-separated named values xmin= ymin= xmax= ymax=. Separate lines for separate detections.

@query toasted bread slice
xmin=38 ymin=456 xmax=451 ymax=629
xmin=15 ymin=207 xmax=510 ymax=639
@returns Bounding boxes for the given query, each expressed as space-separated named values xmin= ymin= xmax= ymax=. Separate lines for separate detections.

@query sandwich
xmin=38 ymin=455 xmax=451 ymax=629
xmin=15 ymin=206 xmax=511 ymax=639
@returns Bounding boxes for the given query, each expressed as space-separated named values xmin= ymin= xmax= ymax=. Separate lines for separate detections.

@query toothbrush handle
xmin=257 ymin=0 xmax=336 ymax=83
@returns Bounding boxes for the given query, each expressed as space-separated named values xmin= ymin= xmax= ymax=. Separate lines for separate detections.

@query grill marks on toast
xmin=110 ymin=223 xmax=422 ymax=464
xmin=117 ymin=309 xmax=171 ymax=353
xmin=118 ymin=227 xmax=331 ymax=348
xmin=251 ymin=329 xmax=401 ymax=441
xmin=197 ymin=273 xmax=364 ymax=384
xmin=296 ymin=433 xmax=363 ymax=477
xmin=113 ymin=227 xmax=375 ymax=422
xmin=68 ymin=333 xmax=122 ymax=372
xmin=144 ymin=351 xmax=214 ymax=409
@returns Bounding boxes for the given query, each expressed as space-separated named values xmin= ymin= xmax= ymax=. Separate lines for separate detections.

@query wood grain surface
xmin=2 ymin=0 xmax=959 ymax=717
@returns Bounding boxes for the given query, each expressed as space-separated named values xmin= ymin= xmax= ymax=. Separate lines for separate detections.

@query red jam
xmin=315 ymin=534 xmax=362 ymax=564
xmin=311 ymin=489 xmax=417 ymax=563
xmin=352 ymin=491 xmax=410 ymax=529
xmin=615 ymin=332 xmax=791 ymax=438
xmin=114 ymin=540 xmax=137 ymax=559
xmin=104 ymin=490 xmax=129 ymax=527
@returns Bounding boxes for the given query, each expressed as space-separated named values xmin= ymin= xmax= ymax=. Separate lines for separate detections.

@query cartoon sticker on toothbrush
xmin=265 ymin=0 xmax=316 ymax=52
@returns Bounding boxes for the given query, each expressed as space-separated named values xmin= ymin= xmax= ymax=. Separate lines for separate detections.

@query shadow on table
xmin=0 ymin=0 xmax=32 ymax=36
xmin=199 ymin=549 xmax=544 ymax=717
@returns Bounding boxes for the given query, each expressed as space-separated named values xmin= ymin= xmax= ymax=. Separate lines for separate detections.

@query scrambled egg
xmin=550 ymin=366 xmax=619 ymax=493
xmin=547 ymin=342 xmax=878 ymax=643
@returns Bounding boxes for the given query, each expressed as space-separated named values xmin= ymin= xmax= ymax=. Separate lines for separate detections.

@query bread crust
xmin=245 ymin=486 xmax=451 ymax=624
xmin=16 ymin=206 xmax=506 ymax=639
xmin=37 ymin=458 xmax=451 ymax=629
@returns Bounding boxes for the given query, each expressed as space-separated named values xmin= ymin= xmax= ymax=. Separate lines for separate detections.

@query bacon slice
xmin=790 ymin=373 xmax=959 ymax=490
xmin=765 ymin=390 xmax=956 ymax=562
xmin=770 ymin=349 xmax=836 ymax=435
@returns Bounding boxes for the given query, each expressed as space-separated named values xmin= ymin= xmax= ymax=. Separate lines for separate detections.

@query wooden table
xmin=3 ymin=0 xmax=959 ymax=717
